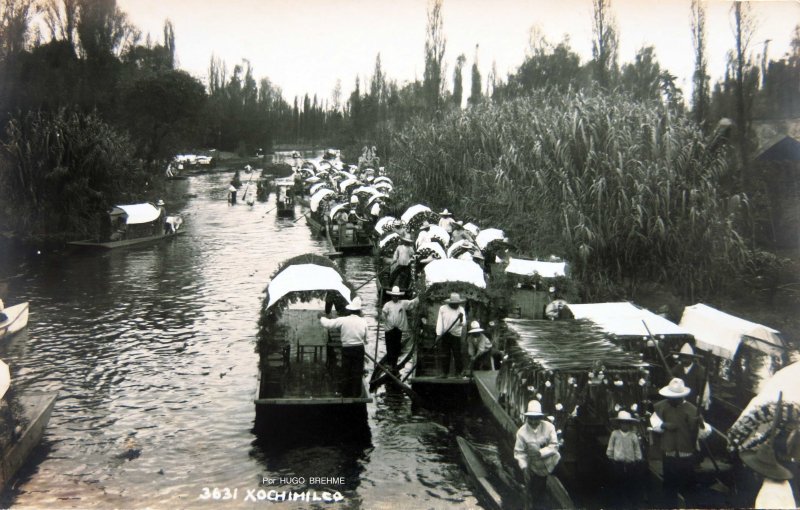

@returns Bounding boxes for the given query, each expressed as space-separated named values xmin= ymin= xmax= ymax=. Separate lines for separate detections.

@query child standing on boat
xmin=606 ymin=410 xmax=643 ymax=507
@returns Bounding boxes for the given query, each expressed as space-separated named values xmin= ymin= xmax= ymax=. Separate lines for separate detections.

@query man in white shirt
xmin=319 ymin=296 xmax=368 ymax=397
xmin=380 ymin=286 xmax=419 ymax=371
xmin=415 ymin=221 xmax=433 ymax=249
xmin=514 ymin=400 xmax=560 ymax=510
xmin=435 ymin=293 xmax=466 ymax=378
xmin=438 ymin=209 xmax=456 ymax=233
xmin=389 ymin=237 xmax=415 ymax=289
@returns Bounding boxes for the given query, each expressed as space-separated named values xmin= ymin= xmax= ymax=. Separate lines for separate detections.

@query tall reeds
xmin=389 ymin=90 xmax=750 ymax=300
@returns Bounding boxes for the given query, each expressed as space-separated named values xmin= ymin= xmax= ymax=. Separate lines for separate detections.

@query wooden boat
xmin=274 ymin=178 xmax=296 ymax=217
xmin=0 ymin=302 xmax=29 ymax=340
xmin=456 ymin=436 xmax=506 ymax=510
xmin=409 ymin=259 xmax=489 ymax=391
xmin=68 ymin=203 xmax=185 ymax=249
xmin=1 ymin=392 xmax=58 ymax=490
xmin=254 ymin=254 xmax=371 ymax=436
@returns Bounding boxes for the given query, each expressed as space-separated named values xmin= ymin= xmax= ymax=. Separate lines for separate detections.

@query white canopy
xmin=266 ymin=264 xmax=351 ymax=309
xmin=374 ymin=182 xmax=393 ymax=191
xmin=110 ymin=203 xmax=161 ymax=225
xmin=475 ymin=228 xmax=506 ymax=250
xmin=566 ymin=302 xmax=689 ymax=337
xmin=418 ymin=241 xmax=447 ymax=261
xmin=679 ymin=303 xmax=786 ymax=360
xmin=0 ymin=359 xmax=9 ymax=399
xmin=424 ymin=259 xmax=486 ymax=288
xmin=426 ymin=224 xmax=451 ymax=246
xmin=463 ymin=222 xmax=480 ymax=237
xmin=338 ymin=170 xmax=357 ymax=180
xmin=309 ymin=182 xmax=331 ymax=196
xmin=401 ymin=204 xmax=432 ymax=224
xmin=329 ymin=203 xmax=349 ymax=220
xmin=375 ymin=216 xmax=397 ymax=234
xmin=339 ymin=178 xmax=359 ymax=192
xmin=304 ymin=175 xmax=322 ymax=184
xmin=506 ymin=258 xmax=567 ymax=278
xmin=379 ymin=233 xmax=400 ymax=249
xmin=310 ymin=189 xmax=336 ymax=212
xmin=367 ymin=193 xmax=388 ymax=206
xmin=373 ymin=176 xmax=393 ymax=186
xmin=352 ymin=186 xmax=379 ymax=196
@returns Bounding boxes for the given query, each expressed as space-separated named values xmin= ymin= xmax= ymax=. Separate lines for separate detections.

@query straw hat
xmin=156 ymin=199 xmax=165 ymax=206
xmin=472 ymin=251 xmax=485 ymax=260
xmin=677 ymin=342 xmax=701 ymax=358
xmin=741 ymin=442 xmax=794 ymax=481
xmin=439 ymin=209 xmax=453 ymax=217
xmin=401 ymin=236 xmax=413 ymax=243
xmin=524 ymin=400 xmax=545 ymax=417
xmin=659 ymin=377 xmax=691 ymax=398
xmin=386 ymin=286 xmax=405 ymax=296
xmin=468 ymin=321 xmax=484 ymax=334
xmin=350 ymin=196 xmax=359 ymax=204
xmin=613 ymin=410 xmax=639 ymax=422
xmin=345 ymin=296 xmax=363 ymax=311
xmin=445 ymin=293 xmax=465 ymax=304
xmin=420 ymin=221 xmax=431 ymax=230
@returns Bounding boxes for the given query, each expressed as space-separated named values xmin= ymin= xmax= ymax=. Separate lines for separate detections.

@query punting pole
xmin=363 ymin=351 xmax=426 ymax=406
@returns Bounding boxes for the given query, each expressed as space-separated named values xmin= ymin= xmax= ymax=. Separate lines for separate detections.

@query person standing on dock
xmin=380 ymin=286 xmax=418 ymax=371
xmin=651 ymin=377 xmax=710 ymax=508
xmin=514 ymin=400 xmax=561 ymax=510
xmin=319 ymin=297 xmax=368 ymax=397
xmin=435 ymin=293 xmax=466 ymax=378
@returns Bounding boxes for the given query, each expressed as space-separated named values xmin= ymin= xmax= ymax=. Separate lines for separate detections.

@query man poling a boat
xmin=319 ymin=296 xmax=368 ymax=397
xmin=379 ymin=286 xmax=419 ymax=373
xmin=389 ymin=237 xmax=414 ymax=289
xmin=514 ymin=400 xmax=561 ymax=510
xmin=671 ymin=342 xmax=710 ymax=409
xmin=434 ymin=293 xmax=466 ymax=378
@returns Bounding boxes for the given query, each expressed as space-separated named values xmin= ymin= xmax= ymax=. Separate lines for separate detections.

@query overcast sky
xmin=117 ymin=0 xmax=799 ymax=104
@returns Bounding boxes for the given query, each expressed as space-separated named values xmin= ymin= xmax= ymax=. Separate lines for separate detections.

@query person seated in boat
xmin=415 ymin=221 xmax=433 ymax=249
xmin=389 ymin=237 xmax=415 ymax=289
xmin=450 ymin=221 xmax=473 ymax=244
xmin=514 ymin=400 xmax=561 ymax=510
xmin=380 ymin=286 xmax=419 ymax=372
xmin=319 ymin=296 xmax=368 ymax=397
xmin=0 ymin=299 xmax=7 ymax=323
xmin=606 ymin=410 xmax=644 ymax=508
xmin=435 ymin=293 xmax=466 ymax=378
xmin=545 ymin=293 xmax=568 ymax=320
xmin=466 ymin=321 xmax=501 ymax=374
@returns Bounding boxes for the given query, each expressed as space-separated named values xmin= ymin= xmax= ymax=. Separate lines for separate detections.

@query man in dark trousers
xmin=319 ymin=296 xmax=368 ymax=397
xmin=379 ymin=286 xmax=418 ymax=371
xmin=671 ymin=342 xmax=709 ymax=409
xmin=434 ymin=293 xmax=466 ymax=378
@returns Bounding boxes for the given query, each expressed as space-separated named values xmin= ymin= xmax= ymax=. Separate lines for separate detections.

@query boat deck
xmin=1 ymin=392 xmax=58 ymax=489
xmin=68 ymin=230 xmax=184 ymax=249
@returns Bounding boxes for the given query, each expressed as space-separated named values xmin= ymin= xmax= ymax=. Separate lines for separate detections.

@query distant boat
xmin=0 ymin=302 xmax=29 ymax=340
xmin=1 ymin=392 xmax=58 ymax=490
xmin=68 ymin=203 xmax=184 ymax=249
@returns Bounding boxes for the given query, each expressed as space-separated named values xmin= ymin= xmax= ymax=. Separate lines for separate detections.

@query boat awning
xmin=506 ymin=258 xmax=566 ymax=278
xmin=374 ymin=182 xmax=393 ymax=192
xmin=401 ymin=204 xmax=432 ymax=224
xmin=266 ymin=264 xmax=352 ymax=309
xmin=417 ymin=241 xmax=447 ymax=261
xmin=679 ymin=303 xmax=786 ymax=360
xmin=367 ymin=193 xmax=388 ymax=206
xmin=310 ymin=189 xmax=336 ymax=212
xmin=0 ymin=359 xmax=9 ymax=399
xmin=463 ymin=222 xmax=480 ymax=237
xmin=338 ymin=170 xmax=357 ymax=180
xmin=329 ymin=203 xmax=349 ymax=220
xmin=375 ymin=216 xmax=396 ymax=234
xmin=424 ymin=259 xmax=486 ymax=288
xmin=304 ymin=175 xmax=321 ymax=184
xmin=374 ymin=176 xmax=393 ymax=186
xmin=339 ymin=178 xmax=359 ymax=192
xmin=566 ymin=302 xmax=689 ymax=338
xmin=309 ymin=182 xmax=330 ymax=195
xmin=426 ymin=225 xmax=450 ymax=246
xmin=476 ymin=228 xmax=505 ymax=250
xmin=352 ymin=186 xmax=379 ymax=196
xmin=379 ymin=233 xmax=400 ymax=249
xmin=110 ymin=203 xmax=161 ymax=225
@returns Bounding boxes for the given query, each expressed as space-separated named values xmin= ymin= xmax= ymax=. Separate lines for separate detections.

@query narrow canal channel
xmin=0 ymin=152 xmax=507 ymax=508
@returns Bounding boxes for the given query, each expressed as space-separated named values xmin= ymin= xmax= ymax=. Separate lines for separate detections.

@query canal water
xmin=0 ymin=152 xmax=505 ymax=509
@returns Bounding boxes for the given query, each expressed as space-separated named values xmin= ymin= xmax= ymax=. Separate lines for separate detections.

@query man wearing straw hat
xmin=319 ymin=296 xmax=368 ymax=397
xmin=671 ymin=342 xmax=710 ymax=409
xmin=389 ymin=237 xmax=415 ymax=289
xmin=466 ymin=321 xmax=500 ymax=374
xmin=514 ymin=400 xmax=560 ymax=510
xmin=651 ymin=377 xmax=710 ymax=507
xmin=435 ymin=293 xmax=466 ymax=378
xmin=380 ymin=286 xmax=419 ymax=371
xmin=438 ymin=209 xmax=456 ymax=233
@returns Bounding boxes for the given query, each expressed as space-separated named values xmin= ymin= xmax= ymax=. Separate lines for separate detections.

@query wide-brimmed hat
xmin=613 ymin=410 xmax=639 ymax=422
xmin=741 ymin=442 xmax=794 ymax=480
xmin=420 ymin=221 xmax=431 ymax=230
xmin=401 ymin=236 xmax=413 ymax=243
xmin=386 ymin=286 xmax=405 ymax=296
xmin=453 ymin=220 xmax=464 ymax=228
xmin=468 ymin=321 xmax=484 ymax=334
xmin=445 ymin=293 xmax=465 ymax=304
xmin=524 ymin=400 xmax=545 ymax=417
xmin=676 ymin=342 xmax=701 ymax=358
xmin=659 ymin=377 xmax=691 ymax=398
xmin=345 ymin=296 xmax=362 ymax=311
xmin=156 ymin=199 xmax=165 ymax=206
xmin=472 ymin=251 xmax=484 ymax=260
xmin=439 ymin=209 xmax=453 ymax=217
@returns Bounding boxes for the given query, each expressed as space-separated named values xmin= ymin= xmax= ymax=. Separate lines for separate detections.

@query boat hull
xmin=68 ymin=230 xmax=185 ymax=249
xmin=0 ymin=303 xmax=29 ymax=340
xmin=1 ymin=392 xmax=58 ymax=490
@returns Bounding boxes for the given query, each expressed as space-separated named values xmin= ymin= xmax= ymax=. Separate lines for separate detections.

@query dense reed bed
xmin=388 ymin=90 xmax=750 ymax=300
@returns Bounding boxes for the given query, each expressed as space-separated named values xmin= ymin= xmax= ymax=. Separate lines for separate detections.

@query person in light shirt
xmin=437 ymin=209 xmax=456 ymax=233
xmin=319 ymin=296 xmax=368 ymax=397
xmin=514 ymin=400 xmax=560 ymax=510
xmin=389 ymin=237 xmax=415 ymax=289
xmin=606 ymin=410 xmax=643 ymax=507
xmin=379 ymin=286 xmax=419 ymax=371
xmin=434 ymin=293 xmax=466 ymax=378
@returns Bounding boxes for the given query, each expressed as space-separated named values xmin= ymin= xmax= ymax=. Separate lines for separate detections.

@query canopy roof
xmin=304 ymin=175 xmax=321 ymax=184
xmin=367 ymin=193 xmax=388 ymax=206
xmin=338 ymin=178 xmax=359 ymax=192
xmin=329 ymin=203 xmax=349 ymax=219
xmin=266 ymin=264 xmax=352 ymax=309
xmin=417 ymin=241 xmax=447 ymax=261
xmin=352 ymin=186 xmax=379 ymax=196
xmin=476 ymin=228 xmax=505 ymax=250
xmin=110 ymin=203 xmax=161 ymax=225
xmin=506 ymin=258 xmax=567 ymax=278
xmin=679 ymin=303 xmax=786 ymax=360
xmin=0 ymin=359 xmax=9 ymax=400
xmin=373 ymin=176 xmax=393 ymax=185
xmin=401 ymin=204 xmax=432 ymax=224
xmin=424 ymin=259 xmax=486 ymax=288
xmin=463 ymin=222 xmax=480 ymax=237
xmin=374 ymin=182 xmax=393 ymax=191
xmin=379 ymin=232 xmax=400 ymax=249
xmin=339 ymin=171 xmax=357 ymax=180
xmin=566 ymin=302 xmax=689 ymax=338
xmin=426 ymin=224 xmax=450 ymax=246
xmin=310 ymin=189 xmax=336 ymax=212
xmin=309 ymin=182 xmax=330 ymax=196
xmin=504 ymin=318 xmax=648 ymax=371
xmin=375 ymin=216 xmax=396 ymax=234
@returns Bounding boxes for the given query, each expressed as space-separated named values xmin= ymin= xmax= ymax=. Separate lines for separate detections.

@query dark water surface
xmin=0 ymin=153 xmax=500 ymax=509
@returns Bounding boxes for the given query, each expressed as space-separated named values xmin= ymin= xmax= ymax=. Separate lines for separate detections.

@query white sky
xmin=117 ymin=0 xmax=800 ymax=105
